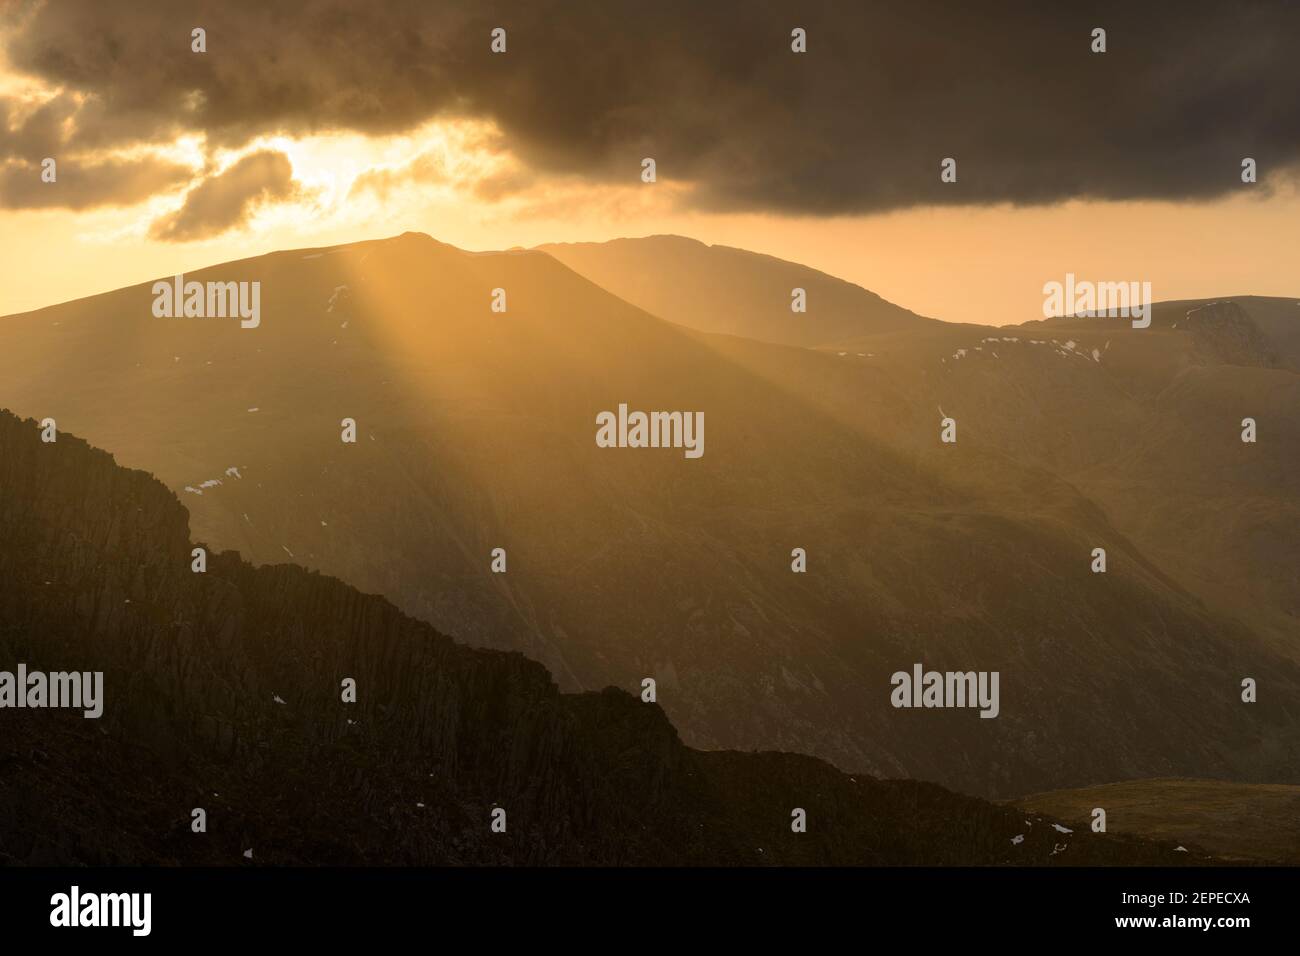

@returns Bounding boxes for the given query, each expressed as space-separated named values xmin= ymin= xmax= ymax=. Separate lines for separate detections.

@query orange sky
xmin=5 ymin=3 xmax=1299 ymax=325
xmin=3 ymin=115 xmax=1297 ymax=325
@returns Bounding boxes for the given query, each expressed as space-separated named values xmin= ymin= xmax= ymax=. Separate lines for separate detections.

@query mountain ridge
xmin=0 ymin=232 xmax=1294 ymax=801
xmin=0 ymin=407 xmax=1203 ymax=866
xmin=537 ymin=234 xmax=938 ymax=348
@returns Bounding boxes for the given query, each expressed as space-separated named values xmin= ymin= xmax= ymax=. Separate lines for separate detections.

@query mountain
xmin=538 ymin=235 xmax=936 ymax=347
xmin=1013 ymin=779 xmax=1300 ymax=864
xmin=541 ymin=238 xmax=1298 ymax=654
xmin=887 ymin=297 xmax=1300 ymax=657
xmin=0 ymin=408 xmax=1195 ymax=866
xmin=0 ymin=233 xmax=1296 ymax=802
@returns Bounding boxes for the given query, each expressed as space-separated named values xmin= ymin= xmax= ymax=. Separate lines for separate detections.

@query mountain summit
xmin=538 ymin=235 xmax=935 ymax=347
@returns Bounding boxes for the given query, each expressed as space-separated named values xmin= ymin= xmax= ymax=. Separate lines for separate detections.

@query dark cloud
xmin=148 ymin=148 xmax=302 ymax=240
xmin=3 ymin=0 xmax=1298 ymax=214
xmin=0 ymin=90 xmax=78 ymax=160
xmin=0 ymin=155 xmax=191 ymax=210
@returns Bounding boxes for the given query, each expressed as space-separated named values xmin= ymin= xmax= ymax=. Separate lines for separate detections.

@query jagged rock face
xmin=0 ymin=411 xmax=1198 ymax=866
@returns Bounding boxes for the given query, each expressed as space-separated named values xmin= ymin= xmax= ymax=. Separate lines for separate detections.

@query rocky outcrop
xmin=0 ymin=410 xmax=1206 ymax=865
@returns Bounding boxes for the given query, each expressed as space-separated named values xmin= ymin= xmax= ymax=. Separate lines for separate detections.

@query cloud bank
xmin=2 ymin=0 xmax=1297 ymax=215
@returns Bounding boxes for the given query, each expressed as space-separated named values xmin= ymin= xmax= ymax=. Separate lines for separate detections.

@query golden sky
xmin=2 ymin=3 xmax=1298 ymax=324
xmin=3 ymin=122 xmax=1296 ymax=325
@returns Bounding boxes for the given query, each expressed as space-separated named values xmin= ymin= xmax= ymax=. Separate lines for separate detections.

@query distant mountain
xmin=881 ymin=297 xmax=1300 ymax=656
xmin=0 ymin=409 xmax=1196 ymax=866
xmin=1013 ymin=779 xmax=1300 ymax=864
xmin=538 ymin=235 xmax=936 ymax=347
xmin=0 ymin=233 xmax=1295 ymax=802
xmin=1032 ymin=296 xmax=1300 ymax=369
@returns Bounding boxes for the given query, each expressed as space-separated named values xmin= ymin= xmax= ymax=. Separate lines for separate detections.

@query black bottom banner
xmin=0 ymin=865 xmax=1284 ymax=943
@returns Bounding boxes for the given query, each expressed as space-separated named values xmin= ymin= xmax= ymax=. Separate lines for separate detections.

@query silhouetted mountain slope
xmin=0 ymin=410 xmax=1195 ymax=866
xmin=538 ymin=235 xmax=936 ymax=347
xmin=1013 ymin=779 xmax=1300 ymax=864
xmin=0 ymin=234 xmax=1295 ymax=801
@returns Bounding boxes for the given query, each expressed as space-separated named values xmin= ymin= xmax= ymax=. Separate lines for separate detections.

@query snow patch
xmin=327 ymin=285 xmax=349 ymax=313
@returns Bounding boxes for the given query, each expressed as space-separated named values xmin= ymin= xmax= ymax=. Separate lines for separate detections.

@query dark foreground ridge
xmin=0 ymin=410 xmax=1204 ymax=865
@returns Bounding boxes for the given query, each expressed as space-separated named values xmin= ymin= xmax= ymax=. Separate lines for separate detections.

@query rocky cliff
xmin=0 ymin=410 xmax=1198 ymax=865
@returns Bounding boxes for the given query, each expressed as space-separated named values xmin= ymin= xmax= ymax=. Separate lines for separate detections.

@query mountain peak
xmin=539 ymin=234 xmax=934 ymax=348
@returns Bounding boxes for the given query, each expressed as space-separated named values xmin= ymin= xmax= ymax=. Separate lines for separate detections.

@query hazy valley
xmin=0 ymin=233 xmax=1295 ymax=807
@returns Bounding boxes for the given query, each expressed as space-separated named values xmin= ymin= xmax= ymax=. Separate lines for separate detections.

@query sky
xmin=1 ymin=0 xmax=1297 ymax=324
